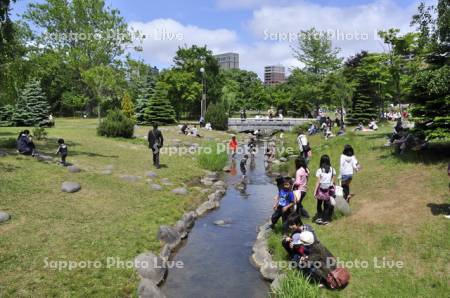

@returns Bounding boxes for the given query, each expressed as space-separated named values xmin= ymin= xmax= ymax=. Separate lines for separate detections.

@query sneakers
xmin=321 ymin=221 xmax=329 ymax=225
xmin=315 ymin=218 xmax=323 ymax=224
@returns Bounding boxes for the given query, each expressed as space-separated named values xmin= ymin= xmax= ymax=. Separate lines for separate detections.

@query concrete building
xmin=264 ymin=65 xmax=286 ymax=85
xmin=214 ymin=52 xmax=239 ymax=70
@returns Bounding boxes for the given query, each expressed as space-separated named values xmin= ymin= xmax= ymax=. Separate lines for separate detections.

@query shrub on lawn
xmin=198 ymin=141 xmax=228 ymax=171
xmin=272 ymin=270 xmax=320 ymax=298
xmin=205 ymin=102 xmax=228 ymax=131
xmin=32 ymin=127 xmax=48 ymax=140
xmin=0 ymin=138 xmax=18 ymax=149
xmin=97 ymin=109 xmax=135 ymax=138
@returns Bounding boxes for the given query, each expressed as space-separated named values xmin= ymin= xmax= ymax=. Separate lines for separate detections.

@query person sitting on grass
xmin=17 ymin=130 xmax=36 ymax=156
xmin=281 ymin=230 xmax=315 ymax=263
xmin=55 ymin=138 xmax=68 ymax=166
xmin=190 ymin=125 xmax=202 ymax=138
xmin=271 ymin=178 xmax=295 ymax=232
xmin=314 ymin=155 xmax=336 ymax=225
xmin=181 ymin=124 xmax=189 ymax=135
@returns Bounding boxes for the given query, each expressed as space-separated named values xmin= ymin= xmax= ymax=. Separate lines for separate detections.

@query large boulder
xmin=134 ymin=252 xmax=167 ymax=285
xmin=137 ymin=279 xmax=166 ymax=298
xmin=0 ymin=211 xmax=11 ymax=223
xmin=157 ymin=226 xmax=181 ymax=249
xmin=181 ymin=211 xmax=196 ymax=229
xmin=195 ymin=200 xmax=219 ymax=217
xmin=61 ymin=182 xmax=81 ymax=193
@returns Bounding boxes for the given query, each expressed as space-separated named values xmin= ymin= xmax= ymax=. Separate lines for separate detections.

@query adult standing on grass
xmin=148 ymin=123 xmax=164 ymax=169
xmin=314 ymin=155 xmax=336 ymax=225
xmin=339 ymin=145 xmax=360 ymax=203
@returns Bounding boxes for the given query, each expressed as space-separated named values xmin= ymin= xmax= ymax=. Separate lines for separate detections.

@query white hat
xmin=292 ymin=233 xmax=302 ymax=245
xmin=299 ymin=231 xmax=314 ymax=246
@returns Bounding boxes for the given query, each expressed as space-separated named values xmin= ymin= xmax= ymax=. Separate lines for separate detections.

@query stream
xmin=162 ymin=144 xmax=277 ymax=298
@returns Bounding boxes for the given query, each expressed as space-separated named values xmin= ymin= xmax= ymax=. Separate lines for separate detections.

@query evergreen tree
xmin=134 ymin=75 xmax=155 ymax=124
xmin=409 ymin=0 xmax=450 ymax=139
xmin=12 ymin=79 xmax=51 ymax=126
xmin=144 ymin=81 xmax=176 ymax=125
xmin=344 ymin=52 xmax=378 ymax=124
xmin=121 ymin=92 xmax=135 ymax=119
xmin=0 ymin=104 xmax=15 ymax=126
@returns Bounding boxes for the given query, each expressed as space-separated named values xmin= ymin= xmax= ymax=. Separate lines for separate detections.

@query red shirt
xmin=229 ymin=139 xmax=238 ymax=150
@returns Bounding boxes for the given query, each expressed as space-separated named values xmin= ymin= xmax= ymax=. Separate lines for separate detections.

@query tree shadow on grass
xmin=427 ymin=203 xmax=450 ymax=216
xmin=390 ymin=142 xmax=450 ymax=165
xmin=0 ymin=131 xmax=17 ymax=137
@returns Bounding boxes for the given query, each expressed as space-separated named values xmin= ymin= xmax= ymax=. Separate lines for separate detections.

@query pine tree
xmin=144 ymin=81 xmax=176 ymax=125
xmin=121 ymin=92 xmax=135 ymax=119
xmin=0 ymin=104 xmax=15 ymax=127
xmin=12 ymin=79 xmax=51 ymax=126
xmin=134 ymin=77 xmax=155 ymax=125
xmin=346 ymin=80 xmax=378 ymax=125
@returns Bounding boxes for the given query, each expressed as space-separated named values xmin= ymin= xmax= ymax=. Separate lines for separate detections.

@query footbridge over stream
xmin=228 ymin=117 xmax=311 ymax=134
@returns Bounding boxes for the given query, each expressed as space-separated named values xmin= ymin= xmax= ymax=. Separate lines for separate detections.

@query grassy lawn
xmin=0 ymin=118 xmax=232 ymax=297
xmin=270 ymin=124 xmax=450 ymax=297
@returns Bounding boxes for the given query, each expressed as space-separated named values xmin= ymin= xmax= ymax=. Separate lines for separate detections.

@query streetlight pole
xmin=200 ymin=67 xmax=206 ymax=119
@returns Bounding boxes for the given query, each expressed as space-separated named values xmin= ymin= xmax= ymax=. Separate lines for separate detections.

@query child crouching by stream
xmin=270 ymin=178 xmax=295 ymax=233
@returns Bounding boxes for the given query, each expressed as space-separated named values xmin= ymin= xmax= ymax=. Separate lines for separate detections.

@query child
xmin=281 ymin=231 xmax=315 ymax=262
xmin=56 ymin=138 xmax=68 ymax=166
xmin=294 ymin=157 xmax=310 ymax=218
xmin=229 ymin=136 xmax=238 ymax=159
xmin=271 ymin=178 xmax=295 ymax=232
xmin=264 ymin=148 xmax=274 ymax=163
xmin=240 ymin=154 xmax=249 ymax=179
xmin=314 ymin=155 xmax=336 ymax=225
xmin=339 ymin=145 xmax=360 ymax=203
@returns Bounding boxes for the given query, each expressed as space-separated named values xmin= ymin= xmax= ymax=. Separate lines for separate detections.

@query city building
xmin=264 ymin=65 xmax=286 ymax=85
xmin=214 ymin=52 xmax=239 ymax=70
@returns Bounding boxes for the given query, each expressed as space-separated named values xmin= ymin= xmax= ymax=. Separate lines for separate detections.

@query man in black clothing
xmin=148 ymin=124 xmax=164 ymax=169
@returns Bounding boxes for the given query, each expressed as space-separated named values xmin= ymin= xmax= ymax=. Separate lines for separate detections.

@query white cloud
xmin=130 ymin=1 xmax=425 ymax=80
xmin=130 ymin=18 xmax=238 ymax=68
xmin=248 ymin=0 xmax=420 ymax=58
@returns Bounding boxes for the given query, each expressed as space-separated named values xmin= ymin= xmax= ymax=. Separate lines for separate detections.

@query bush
xmin=197 ymin=142 xmax=228 ymax=171
xmin=272 ymin=270 xmax=320 ymax=298
xmin=97 ymin=109 xmax=135 ymax=138
xmin=32 ymin=127 xmax=48 ymax=140
xmin=205 ymin=102 xmax=228 ymax=131
xmin=0 ymin=138 xmax=18 ymax=149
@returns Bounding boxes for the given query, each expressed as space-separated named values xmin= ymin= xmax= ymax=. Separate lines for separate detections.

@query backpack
xmin=326 ymin=267 xmax=350 ymax=289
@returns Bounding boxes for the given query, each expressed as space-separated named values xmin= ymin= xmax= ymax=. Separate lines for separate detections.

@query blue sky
xmin=11 ymin=0 xmax=427 ymax=78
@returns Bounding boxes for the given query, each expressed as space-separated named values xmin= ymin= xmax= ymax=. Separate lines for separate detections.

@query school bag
xmin=326 ymin=267 xmax=351 ymax=289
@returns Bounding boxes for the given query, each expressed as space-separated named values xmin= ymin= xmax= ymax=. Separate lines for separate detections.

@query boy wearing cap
xmin=282 ymin=231 xmax=315 ymax=261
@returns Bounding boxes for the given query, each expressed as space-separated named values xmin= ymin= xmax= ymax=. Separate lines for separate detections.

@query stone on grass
xmin=134 ymin=252 xmax=167 ymax=285
xmin=160 ymin=178 xmax=173 ymax=186
xmin=172 ymin=187 xmax=188 ymax=195
xmin=101 ymin=169 xmax=112 ymax=175
xmin=120 ymin=175 xmax=141 ymax=182
xmin=0 ymin=211 xmax=11 ymax=223
xmin=157 ymin=226 xmax=181 ymax=249
xmin=67 ymin=165 xmax=81 ymax=173
xmin=61 ymin=181 xmax=81 ymax=193
xmin=104 ymin=165 xmax=114 ymax=170
xmin=150 ymin=184 xmax=163 ymax=191
xmin=145 ymin=171 xmax=157 ymax=178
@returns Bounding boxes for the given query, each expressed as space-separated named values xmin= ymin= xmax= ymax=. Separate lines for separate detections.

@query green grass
xmin=272 ymin=270 xmax=320 ymax=298
xmin=0 ymin=118 xmax=233 ymax=297
xmin=197 ymin=141 xmax=228 ymax=171
xmin=271 ymin=124 xmax=450 ymax=297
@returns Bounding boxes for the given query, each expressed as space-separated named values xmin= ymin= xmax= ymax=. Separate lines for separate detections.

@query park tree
xmin=121 ymin=92 xmax=134 ymax=119
xmin=22 ymin=0 xmax=140 ymax=114
xmin=344 ymin=51 xmax=378 ymax=124
xmin=409 ymin=0 xmax=450 ymax=139
xmin=291 ymin=28 xmax=343 ymax=114
xmin=11 ymin=79 xmax=51 ymax=126
xmin=143 ymin=81 xmax=176 ymax=125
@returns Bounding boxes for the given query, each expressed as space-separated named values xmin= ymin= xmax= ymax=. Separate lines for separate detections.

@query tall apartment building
xmin=264 ymin=65 xmax=286 ymax=85
xmin=214 ymin=52 xmax=239 ymax=70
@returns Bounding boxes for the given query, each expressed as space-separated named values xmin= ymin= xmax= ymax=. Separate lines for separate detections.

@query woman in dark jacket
xmin=17 ymin=130 xmax=36 ymax=155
